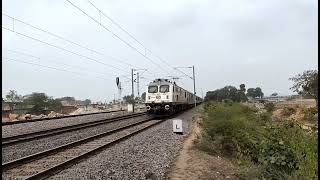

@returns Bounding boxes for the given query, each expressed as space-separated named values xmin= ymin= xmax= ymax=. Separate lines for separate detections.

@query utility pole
xmin=192 ymin=65 xmax=196 ymax=108
xmin=131 ymin=69 xmax=135 ymax=112
xmin=131 ymin=69 xmax=134 ymax=98
xmin=137 ymin=72 xmax=140 ymax=97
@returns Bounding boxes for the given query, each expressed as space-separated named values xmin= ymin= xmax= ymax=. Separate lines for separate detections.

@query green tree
xmin=289 ymin=70 xmax=318 ymax=106
xmin=84 ymin=99 xmax=91 ymax=106
xmin=255 ymin=87 xmax=264 ymax=99
xmin=246 ymin=88 xmax=256 ymax=98
xmin=246 ymin=87 xmax=264 ymax=99
xmin=23 ymin=92 xmax=62 ymax=114
xmin=5 ymin=90 xmax=22 ymax=110
xmin=271 ymin=92 xmax=278 ymax=96
xmin=239 ymin=84 xmax=248 ymax=102
xmin=123 ymin=95 xmax=135 ymax=104
xmin=205 ymin=86 xmax=241 ymax=102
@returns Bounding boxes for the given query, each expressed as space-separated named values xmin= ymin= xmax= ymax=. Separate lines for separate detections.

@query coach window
xmin=148 ymin=86 xmax=158 ymax=93
xmin=160 ymin=85 xmax=169 ymax=93
xmin=185 ymin=92 xmax=186 ymax=98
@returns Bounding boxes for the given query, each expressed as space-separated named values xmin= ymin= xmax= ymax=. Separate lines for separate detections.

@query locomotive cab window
xmin=160 ymin=85 xmax=169 ymax=93
xmin=148 ymin=86 xmax=158 ymax=93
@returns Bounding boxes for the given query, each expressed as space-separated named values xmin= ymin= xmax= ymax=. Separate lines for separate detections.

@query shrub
xmin=265 ymin=102 xmax=275 ymax=112
xmin=282 ymin=107 xmax=296 ymax=116
xmin=258 ymin=112 xmax=272 ymax=122
xmin=198 ymin=102 xmax=318 ymax=179
xmin=303 ymin=107 xmax=318 ymax=122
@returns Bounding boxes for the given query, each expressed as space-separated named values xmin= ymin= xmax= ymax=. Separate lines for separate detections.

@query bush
xmin=259 ymin=112 xmax=272 ymax=122
xmin=198 ymin=102 xmax=318 ymax=179
xmin=282 ymin=107 xmax=296 ymax=116
xmin=303 ymin=107 xmax=318 ymax=122
xmin=265 ymin=102 xmax=275 ymax=112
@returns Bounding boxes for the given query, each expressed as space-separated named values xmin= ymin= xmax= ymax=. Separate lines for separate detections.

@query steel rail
xmin=2 ymin=107 xmax=146 ymax=126
xmin=2 ymin=117 xmax=163 ymax=180
xmin=2 ymin=112 xmax=147 ymax=147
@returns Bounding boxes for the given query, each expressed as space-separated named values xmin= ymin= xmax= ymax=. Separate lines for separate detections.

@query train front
xmin=145 ymin=79 xmax=173 ymax=115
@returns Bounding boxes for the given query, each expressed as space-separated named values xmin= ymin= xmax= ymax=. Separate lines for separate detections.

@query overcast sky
xmin=2 ymin=0 xmax=318 ymax=102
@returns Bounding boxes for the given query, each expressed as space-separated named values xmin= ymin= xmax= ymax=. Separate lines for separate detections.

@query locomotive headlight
xmin=146 ymin=106 xmax=151 ymax=110
xmin=165 ymin=105 xmax=170 ymax=110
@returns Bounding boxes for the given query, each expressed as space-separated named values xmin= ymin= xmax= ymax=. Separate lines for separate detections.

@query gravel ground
xmin=2 ymin=115 xmax=150 ymax=163
xmin=47 ymin=106 xmax=201 ymax=180
xmin=2 ymin=110 xmax=145 ymax=138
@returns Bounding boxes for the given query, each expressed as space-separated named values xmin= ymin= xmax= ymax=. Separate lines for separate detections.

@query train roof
xmin=148 ymin=79 xmax=175 ymax=85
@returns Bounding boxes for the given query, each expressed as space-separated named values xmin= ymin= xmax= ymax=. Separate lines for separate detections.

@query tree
xmin=255 ymin=87 xmax=264 ymax=99
xmin=271 ymin=93 xmax=278 ymax=96
xmin=246 ymin=88 xmax=256 ymax=98
xmin=123 ymin=95 xmax=135 ymax=104
xmin=239 ymin=84 xmax=247 ymax=102
xmin=289 ymin=70 xmax=318 ymax=106
xmin=246 ymin=87 xmax=264 ymax=99
xmin=205 ymin=85 xmax=241 ymax=102
xmin=84 ymin=99 xmax=91 ymax=106
xmin=5 ymin=90 xmax=22 ymax=110
xmin=240 ymin=84 xmax=246 ymax=92
xmin=141 ymin=92 xmax=146 ymax=101
xmin=23 ymin=92 xmax=62 ymax=114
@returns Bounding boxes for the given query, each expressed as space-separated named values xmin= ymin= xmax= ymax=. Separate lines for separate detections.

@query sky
xmin=2 ymin=0 xmax=318 ymax=102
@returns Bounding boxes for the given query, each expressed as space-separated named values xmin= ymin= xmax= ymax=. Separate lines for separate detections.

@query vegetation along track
xmin=2 ymin=112 xmax=147 ymax=147
xmin=2 ymin=117 xmax=163 ymax=180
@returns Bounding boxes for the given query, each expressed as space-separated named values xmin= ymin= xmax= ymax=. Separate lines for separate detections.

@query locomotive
xmin=145 ymin=79 xmax=202 ymax=115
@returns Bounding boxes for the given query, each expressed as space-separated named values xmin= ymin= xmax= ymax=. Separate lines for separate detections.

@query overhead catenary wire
xmin=2 ymin=26 xmax=130 ymax=75
xmin=2 ymin=57 xmax=112 ymax=81
xmin=87 ymin=0 xmax=180 ymax=74
xmin=2 ymin=13 xmax=141 ymax=70
xmin=4 ymin=48 xmax=130 ymax=79
xmin=66 ymin=0 xmax=170 ymax=77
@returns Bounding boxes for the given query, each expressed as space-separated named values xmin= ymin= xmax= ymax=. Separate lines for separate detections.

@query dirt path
xmin=167 ymin=111 xmax=238 ymax=180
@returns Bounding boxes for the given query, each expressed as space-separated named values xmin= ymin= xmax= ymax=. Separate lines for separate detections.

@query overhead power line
xmin=2 ymin=26 xmax=129 ymax=75
xmin=87 ymin=0 xmax=179 ymax=74
xmin=2 ymin=57 xmax=112 ymax=81
xmin=66 ymin=0 xmax=171 ymax=76
xmin=4 ymin=48 xmax=130 ymax=79
xmin=2 ymin=13 xmax=140 ymax=70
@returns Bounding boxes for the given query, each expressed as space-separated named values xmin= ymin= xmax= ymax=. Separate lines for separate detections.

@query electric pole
xmin=131 ymin=69 xmax=134 ymax=98
xmin=137 ymin=72 xmax=140 ymax=97
xmin=192 ymin=65 xmax=196 ymax=108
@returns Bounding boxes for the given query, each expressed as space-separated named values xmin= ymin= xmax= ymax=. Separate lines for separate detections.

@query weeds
xmin=196 ymin=102 xmax=318 ymax=179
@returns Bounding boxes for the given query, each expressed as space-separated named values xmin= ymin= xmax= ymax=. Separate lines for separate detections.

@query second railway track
xmin=2 ymin=112 xmax=147 ymax=147
xmin=2 ymin=117 xmax=163 ymax=180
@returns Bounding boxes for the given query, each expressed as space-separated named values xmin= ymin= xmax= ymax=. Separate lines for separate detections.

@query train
xmin=145 ymin=79 xmax=202 ymax=115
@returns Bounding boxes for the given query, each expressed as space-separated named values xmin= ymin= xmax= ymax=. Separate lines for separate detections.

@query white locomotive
xmin=145 ymin=79 xmax=202 ymax=115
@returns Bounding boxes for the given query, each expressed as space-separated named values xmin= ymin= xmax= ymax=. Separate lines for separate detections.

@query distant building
xmin=2 ymin=101 xmax=34 ymax=118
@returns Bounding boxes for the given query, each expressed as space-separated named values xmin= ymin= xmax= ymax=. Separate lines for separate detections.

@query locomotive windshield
xmin=160 ymin=85 xmax=169 ymax=93
xmin=148 ymin=86 xmax=158 ymax=93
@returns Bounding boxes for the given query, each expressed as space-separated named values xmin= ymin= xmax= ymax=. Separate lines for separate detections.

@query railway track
xmin=2 ymin=117 xmax=163 ymax=180
xmin=2 ymin=107 xmax=145 ymax=126
xmin=2 ymin=112 xmax=147 ymax=147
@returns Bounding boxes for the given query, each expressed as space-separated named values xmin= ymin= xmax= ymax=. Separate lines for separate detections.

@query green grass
xmin=196 ymin=102 xmax=318 ymax=179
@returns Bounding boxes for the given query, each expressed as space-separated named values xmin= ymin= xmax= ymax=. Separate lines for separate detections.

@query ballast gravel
xmin=2 ymin=110 xmax=142 ymax=137
xmin=47 ymin=107 xmax=200 ymax=180
xmin=2 ymin=114 xmax=149 ymax=163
